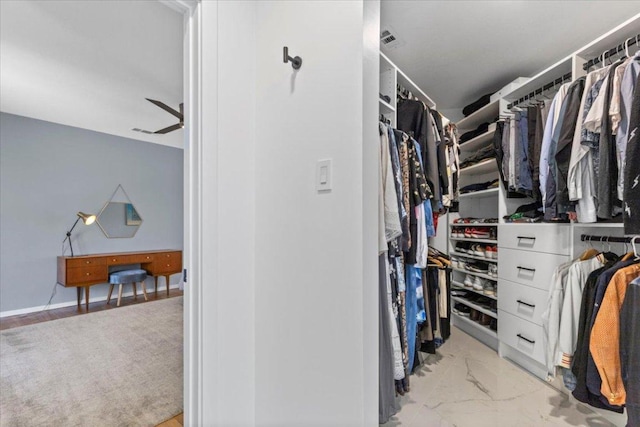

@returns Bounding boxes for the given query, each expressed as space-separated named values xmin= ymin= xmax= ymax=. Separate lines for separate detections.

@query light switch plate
xmin=316 ymin=159 xmax=332 ymax=192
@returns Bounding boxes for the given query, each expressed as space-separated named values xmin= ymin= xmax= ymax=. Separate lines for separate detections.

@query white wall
xmin=200 ymin=1 xmax=256 ymax=425
xmin=253 ymin=1 xmax=373 ymax=424
xmin=198 ymin=1 xmax=379 ymax=425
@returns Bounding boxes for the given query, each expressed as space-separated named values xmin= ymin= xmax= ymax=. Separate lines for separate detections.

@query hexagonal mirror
xmin=96 ymin=184 xmax=143 ymax=238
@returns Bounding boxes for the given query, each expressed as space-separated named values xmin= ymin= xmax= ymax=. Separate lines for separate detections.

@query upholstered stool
xmin=107 ymin=269 xmax=148 ymax=307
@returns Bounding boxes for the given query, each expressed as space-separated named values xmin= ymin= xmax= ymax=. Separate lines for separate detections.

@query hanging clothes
xmin=624 ymin=71 xmax=640 ymax=234
xmin=620 ymin=276 xmax=640 ymax=426
xmin=590 ymin=263 xmax=640 ymax=406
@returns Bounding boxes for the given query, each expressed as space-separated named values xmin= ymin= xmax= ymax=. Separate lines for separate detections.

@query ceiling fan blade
xmin=154 ymin=123 xmax=183 ymax=134
xmin=146 ymin=98 xmax=183 ymax=120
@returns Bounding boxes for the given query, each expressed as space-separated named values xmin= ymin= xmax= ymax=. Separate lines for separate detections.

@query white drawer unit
xmin=497 ymin=279 xmax=549 ymax=326
xmin=498 ymin=247 xmax=569 ymax=291
xmin=498 ymin=310 xmax=545 ymax=365
xmin=498 ymin=224 xmax=571 ymax=255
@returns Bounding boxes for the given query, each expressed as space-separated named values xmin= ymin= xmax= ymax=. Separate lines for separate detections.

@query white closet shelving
xmin=452 ymin=14 xmax=640 ymax=372
xmin=491 ymin=16 xmax=640 ymax=395
xmin=379 ymin=52 xmax=435 ymax=127
xmin=450 ymin=97 xmax=501 ymax=350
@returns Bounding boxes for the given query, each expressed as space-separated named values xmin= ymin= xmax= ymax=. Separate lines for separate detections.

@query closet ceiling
xmin=0 ymin=1 xmax=183 ymax=149
xmin=381 ymin=1 xmax=640 ymax=120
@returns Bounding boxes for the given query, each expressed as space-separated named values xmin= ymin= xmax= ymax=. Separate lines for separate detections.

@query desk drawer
xmin=106 ymin=254 xmax=155 ymax=265
xmin=66 ymin=266 xmax=108 ymax=285
xmin=498 ymin=310 xmax=545 ymax=365
xmin=498 ymin=224 xmax=571 ymax=255
xmin=67 ymin=257 xmax=107 ymax=268
xmin=497 ymin=279 xmax=549 ymax=326
xmin=498 ymin=248 xmax=569 ymax=291
xmin=153 ymin=252 xmax=182 ymax=274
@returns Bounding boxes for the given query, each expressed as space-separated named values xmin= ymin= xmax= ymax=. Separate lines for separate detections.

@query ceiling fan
xmin=133 ymin=98 xmax=184 ymax=134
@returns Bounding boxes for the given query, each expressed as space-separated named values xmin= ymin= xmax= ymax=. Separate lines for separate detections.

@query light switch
xmin=316 ymin=159 xmax=332 ymax=192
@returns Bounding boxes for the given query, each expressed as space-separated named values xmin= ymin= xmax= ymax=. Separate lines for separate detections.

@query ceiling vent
xmin=380 ymin=26 xmax=404 ymax=50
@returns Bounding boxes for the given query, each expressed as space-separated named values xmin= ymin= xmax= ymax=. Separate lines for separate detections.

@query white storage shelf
xmin=456 ymin=99 xmax=500 ymax=133
xmin=379 ymin=98 xmax=395 ymax=114
xmin=452 ymin=281 xmax=498 ymax=301
xmin=459 ymin=188 xmax=499 ymax=199
xmin=452 ymin=296 xmax=497 ymax=319
xmin=450 ymin=251 xmax=498 ymax=264
xmin=452 ymin=312 xmax=498 ymax=338
xmin=452 ymin=267 xmax=497 ymax=282
xmin=459 ymin=129 xmax=494 ymax=154
xmin=502 ymin=56 xmax=572 ymax=104
xmin=460 ymin=158 xmax=498 ymax=175
xmin=381 ymin=52 xmax=436 ymax=109
xmin=450 ymin=237 xmax=497 ymax=244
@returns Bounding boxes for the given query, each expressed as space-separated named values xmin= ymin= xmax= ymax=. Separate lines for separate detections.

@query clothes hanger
xmin=625 ymin=37 xmax=632 ymax=58
xmin=579 ymin=237 xmax=600 ymax=260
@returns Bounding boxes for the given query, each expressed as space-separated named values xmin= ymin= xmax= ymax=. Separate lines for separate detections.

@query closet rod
xmin=582 ymin=33 xmax=640 ymax=71
xmin=580 ymin=234 xmax=634 ymax=244
xmin=506 ymin=72 xmax=572 ymax=109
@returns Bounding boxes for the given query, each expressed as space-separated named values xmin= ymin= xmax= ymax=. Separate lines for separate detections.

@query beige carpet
xmin=0 ymin=297 xmax=183 ymax=427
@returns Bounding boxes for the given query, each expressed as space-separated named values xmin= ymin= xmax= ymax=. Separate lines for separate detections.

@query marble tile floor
xmin=384 ymin=327 xmax=627 ymax=427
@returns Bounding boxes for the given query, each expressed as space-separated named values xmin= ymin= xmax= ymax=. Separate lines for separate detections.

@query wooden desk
xmin=57 ymin=250 xmax=182 ymax=309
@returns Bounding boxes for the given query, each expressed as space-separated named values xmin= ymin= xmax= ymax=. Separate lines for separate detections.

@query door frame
xmin=162 ymin=0 xmax=206 ymax=424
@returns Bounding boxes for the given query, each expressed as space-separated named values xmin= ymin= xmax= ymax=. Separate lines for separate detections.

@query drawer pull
xmin=516 ymin=299 xmax=536 ymax=308
xmin=167 ymin=264 xmax=171 ymax=267
xmin=517 ymin=266 xmax=536 ymax=273
xmin=517 ymin=236 xmax=536 ymax=241
xmin=86 ymin=272 xmax=91 ymax=276
xmin=86 ymin=261 xmax=90 ymax=264
xmin=146 ymin=256 xmax=150 ymax=259
xmin=113 ymin=258 xmax=117 ymax=262
xmin=517 ymin=333 xmax=535 ymax=344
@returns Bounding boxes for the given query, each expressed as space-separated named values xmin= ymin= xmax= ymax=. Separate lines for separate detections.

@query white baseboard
xmin=0 ymin=284 xmax=182 ymax=318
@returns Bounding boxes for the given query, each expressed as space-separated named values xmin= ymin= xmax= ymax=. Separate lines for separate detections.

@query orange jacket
xmin=590 ymin=263 xmax=640 ymax=406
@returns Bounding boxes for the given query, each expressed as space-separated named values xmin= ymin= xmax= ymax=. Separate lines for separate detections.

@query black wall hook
xmin=283 ymin=46 xmax=302 ymax=70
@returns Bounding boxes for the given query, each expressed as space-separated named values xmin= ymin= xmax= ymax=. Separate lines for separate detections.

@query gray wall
xmin=0 ymin=112 xmax=183 ymax=313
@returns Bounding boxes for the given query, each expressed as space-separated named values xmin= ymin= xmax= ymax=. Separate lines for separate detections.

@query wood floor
xmin=0 ymin=287 xmax=185 ymax=426
xmin=0 ymin=287 xmax=184 ymax=330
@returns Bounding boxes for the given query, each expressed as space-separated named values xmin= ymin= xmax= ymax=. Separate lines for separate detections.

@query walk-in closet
xmin=378 ymin=5 xmax=640 ymax=427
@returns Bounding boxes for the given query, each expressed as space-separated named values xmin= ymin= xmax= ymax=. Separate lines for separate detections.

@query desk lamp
xmin=63 ymin=211 xmax=96 ymax=257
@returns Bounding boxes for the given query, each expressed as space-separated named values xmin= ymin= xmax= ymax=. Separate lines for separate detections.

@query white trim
xmin=179 ymin=1 xmax=204 ymax=426
xmin=0 ymin=284 xmax=181 ymax=318
xmin=158 ymin=0 xmax=203 ymax=424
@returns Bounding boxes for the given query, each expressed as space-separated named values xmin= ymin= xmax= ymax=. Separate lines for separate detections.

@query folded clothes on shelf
xmin=459 ymin=179 xmax=499 ymax=194
xmin=459 ymin=122 xmax=490 ymax=143
xmin=462 ymin=92 xmax=494 ymax=117
xmin=452 ymin=217 xmax=499 ymax=224
xmin=459 ymin=144 xmax=496 ymax=169
xmin=503 ymin=201 xmax=544 ymax=223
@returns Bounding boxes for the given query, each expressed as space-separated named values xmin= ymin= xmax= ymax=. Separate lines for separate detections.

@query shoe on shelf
xmin=483 ymin=281 xmax=496 ymax=296
xmin=488 ymin=264 xmax=498 ymax=278
xmin=489 ymin=318 xmax=498 ymax=331
xmin=485 ymin=245 xmax=497 ymax=259
xmin=489 ymin=228 xmax=498 ymax=240
xmin=450 ymin=255 xmax=460 ymax=269
xmin=463 ymin=274 xmax=474 ymax=288
xmin=466 ymin=262 xmax=489 ymax=274
xmin=464 ymin=227 xmax=473 ymax=238
xmin=456 ymin=242 xmax=470 ymax=254
xmin=479 ymin=313 xmax=492 ymax=326
xmin=472 ymin=276 xmax=486 ymax=291
xmin=471 ymin=244 xmax=486 ymax=257
xmin=454 ymin=303 xmax=471 ymax=317
xmin=471 ymin=227 xmax=491 ymax=239
xmin=470 ymin=309 xmax=481 ymax=321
